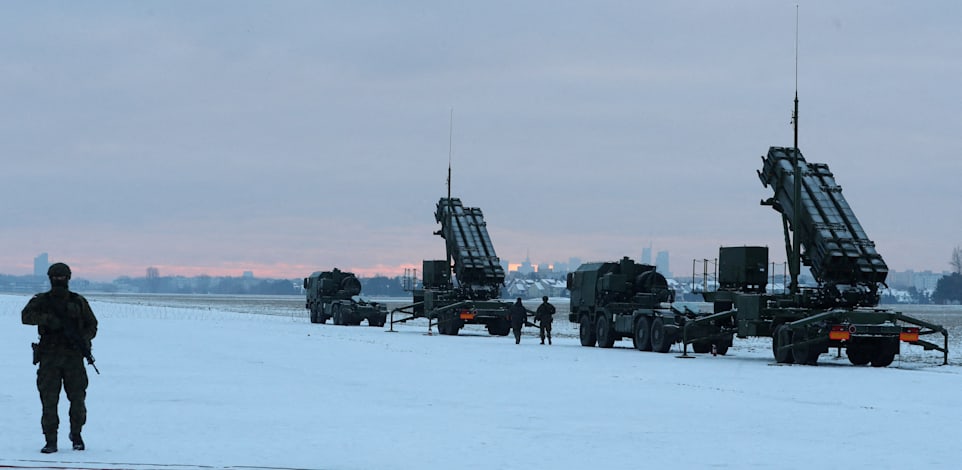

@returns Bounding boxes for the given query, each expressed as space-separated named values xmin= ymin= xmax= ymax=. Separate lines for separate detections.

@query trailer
xmin=684 ymin=147 xmax=948 ymax=366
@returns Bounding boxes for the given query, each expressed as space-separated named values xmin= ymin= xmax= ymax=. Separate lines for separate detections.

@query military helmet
xmin=47 ymin=262 xmax=72 ymax=280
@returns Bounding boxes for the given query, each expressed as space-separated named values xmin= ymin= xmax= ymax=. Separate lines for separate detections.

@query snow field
xmin=2 ymin=294 xmax=961 ymax=470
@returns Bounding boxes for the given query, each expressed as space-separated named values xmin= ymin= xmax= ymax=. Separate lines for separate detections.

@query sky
xmin=2 ymin=294 xmax=960 ymax=469
xmin=2 ymin=1 xmax=960 ymax=281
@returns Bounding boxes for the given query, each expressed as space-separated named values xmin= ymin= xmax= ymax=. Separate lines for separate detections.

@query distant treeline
xmin=0 ymin=273 xmax=410 ymax=297
xmin=932 ymin=273 xmax=962 ymax=304
xmin=0 ymin=273 xmax=300 ymax=296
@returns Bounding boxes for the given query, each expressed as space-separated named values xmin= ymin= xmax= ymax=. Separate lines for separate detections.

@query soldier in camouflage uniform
xmin=508 ymin=297 xmax=527 ymax=344
xmin=21 ymin=262 xmax=98 ymax=454
xmin=535 ymin=296 xmax=556 ymax=345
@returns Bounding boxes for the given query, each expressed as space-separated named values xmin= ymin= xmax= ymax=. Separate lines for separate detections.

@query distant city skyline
xmin=15 ymin=250 xmax=954 ymax=285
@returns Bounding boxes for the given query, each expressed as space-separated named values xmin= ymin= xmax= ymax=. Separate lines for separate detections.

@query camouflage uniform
xmin=535 ymin=297 xmax=556 ymax=345
xmin=508 ymin=298 xmax=527 ymax=344
xmin=21 ymin=263 xmax=98 ymax=453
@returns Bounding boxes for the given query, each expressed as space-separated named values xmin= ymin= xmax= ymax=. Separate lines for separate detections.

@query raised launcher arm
xmin=434 ymin=197 xmax=506 ymax=300
xmin=759 ymin=146 xmax=888 ymax=307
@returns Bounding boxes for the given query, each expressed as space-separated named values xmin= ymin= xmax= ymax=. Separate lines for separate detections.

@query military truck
xmin=304 ymin=268 xmax=387 ymax=327
xmin=568 ymin=256 xmax=726 ymax=353
xmin=390 ymin=196 xmax=514 ymax=336
xmin=684 ymin=146 xmax=948 ymax=366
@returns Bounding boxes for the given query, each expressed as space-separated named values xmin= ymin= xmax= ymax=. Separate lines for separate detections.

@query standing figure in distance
xmin=21 ymin=262 xmax=98 ymax=454
xmin=508 ymin=297 xmax=527 ymax=344
xmin=535 ymin=296 xmax=556 ymax=345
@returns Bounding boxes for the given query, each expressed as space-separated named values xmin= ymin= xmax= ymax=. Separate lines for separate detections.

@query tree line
xmin=930 ymin=246 xmax=962 ymax=304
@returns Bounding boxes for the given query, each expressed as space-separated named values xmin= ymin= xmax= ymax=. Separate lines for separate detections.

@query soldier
xmin=21 ymin=262 xmax=98 ymax=454
xmin=535 ymin=296 xmax=556 ymax=345
xmin=508 ymin=297 xmax=527 ymax=344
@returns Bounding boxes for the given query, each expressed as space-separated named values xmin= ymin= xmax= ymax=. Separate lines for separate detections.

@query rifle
xmin=63 ymin=319 xmax=100 ymax=375
xmin=50 ymin=296 xmax=101 ymax=375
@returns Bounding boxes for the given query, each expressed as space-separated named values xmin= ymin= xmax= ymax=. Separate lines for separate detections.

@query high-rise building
xmin=641 ymin=245 xmax=652 ymax=265
xmin=34 ymin=253 xmax=49 ymax=277
xmin=656 ymin=251 xmax=671 ymax=277
xmin=518 ymin=256 xmax=535 ymax=275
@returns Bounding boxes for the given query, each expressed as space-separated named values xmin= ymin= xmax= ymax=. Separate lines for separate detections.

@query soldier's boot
xmin=548 ymin=334 xmax=552 ymax=345
xmin=41 ymin=434 xmax=57 ymax=454
xmin=70 ymin=432 xmax=85 ymax=451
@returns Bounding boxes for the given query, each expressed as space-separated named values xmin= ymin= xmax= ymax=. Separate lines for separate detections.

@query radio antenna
xmin=792 ymin=3 xmax=799 ymax=149
xmin=447 ymin=108 xmax=453 ymax=200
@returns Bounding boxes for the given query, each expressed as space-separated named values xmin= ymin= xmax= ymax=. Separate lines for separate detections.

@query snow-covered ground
xmin=2 ymin=293 xmax=961 ymax=470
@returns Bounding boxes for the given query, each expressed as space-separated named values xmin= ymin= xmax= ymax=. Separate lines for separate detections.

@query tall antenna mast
xmin=793 ymin=3 xmax=799 ymax=150
xmin=447 ymin=108 xmax=453 ymax=200
xmin=790 ymin=3 xmax=801 ymax=295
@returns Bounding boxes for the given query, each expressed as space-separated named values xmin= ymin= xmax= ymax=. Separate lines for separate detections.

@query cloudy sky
xmin=2 ymin=1 xmax=959 ymax=281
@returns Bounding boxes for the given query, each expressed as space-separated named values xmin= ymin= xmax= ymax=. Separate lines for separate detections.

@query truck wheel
xmin=596 ymin=316 xmax=615 ymax=348
xmin=650 ymin=317 xmax=671 ymax=353
xmin=772 ymin=324 xmax=795 ymax=364
xmin=332 ymin=305 xmax=343 ymax=326
xmin=633 ymin=317 xmax=652 ymax=351
xmin=579 ymin=316 xmax=597 ymax=347
xmin=309 ymin=308 xmax=319 ymax=324
xmin=319 ymin=315 xmax=329 ymax=324
xmin=870 ymin=339 xmax=898 ymax=367
xmin=846 ymin=344 xmax=871 ymax=366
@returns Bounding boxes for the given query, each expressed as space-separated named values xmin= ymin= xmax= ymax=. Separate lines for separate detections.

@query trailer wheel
xmin=772 ymin=324 xmax=795 ymax=364
xmin=691 ymin=341 xmax=712 ymax=354
xmin=633 ymin=317 xmax=652 ymax=351
xmin=713 ymin=335 xmax=733 ymax=356
xmin=438 ymin=312 xmax=459 ymax=335
xmin=579 ymin=316 xmax=597 ymax=347
xmin=596 ymin=316 xmax=615 ymax=348
xmin=846 ymin=344 xmax=872 ymax=366
xmin=791 ymin=329 xmax=819 ymax=365
xmin=871 ymin=339 xmax=898 ymax=367
xmin=487 ymin=319 xmax=511 ymax=336
xmin=650 ymin=318 xmax=671 ymax=353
